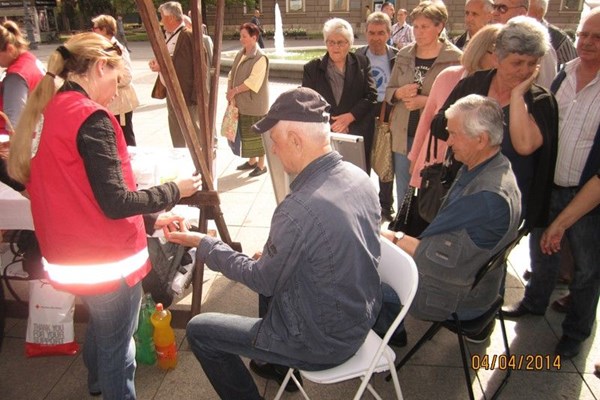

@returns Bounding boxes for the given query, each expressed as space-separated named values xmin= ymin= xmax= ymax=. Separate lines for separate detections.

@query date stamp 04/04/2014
xmin=471 ymin=354 xmax=562 ymax=371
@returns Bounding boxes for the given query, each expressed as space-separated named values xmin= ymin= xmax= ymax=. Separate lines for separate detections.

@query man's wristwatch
xmin=393 ymin=231 xmax=405 ymax=245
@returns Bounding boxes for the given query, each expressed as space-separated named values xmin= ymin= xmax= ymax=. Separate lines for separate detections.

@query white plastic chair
xmin=273 ymin=237 xmax=418 ymax=400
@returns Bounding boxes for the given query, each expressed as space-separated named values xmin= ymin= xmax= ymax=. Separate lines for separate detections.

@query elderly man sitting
xmin=382 ymin=94 xmax=521 ymax=340
xmin=164 ymin=87 xmax=382 ymax=399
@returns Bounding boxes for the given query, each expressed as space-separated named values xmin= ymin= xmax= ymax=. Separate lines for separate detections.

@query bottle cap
xmin=156 ymin=303 xmax=164 ymax=312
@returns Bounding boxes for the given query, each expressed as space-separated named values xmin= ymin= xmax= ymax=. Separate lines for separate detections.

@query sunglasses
xmin=103 ymin=43 xmax=123 ymax=56
xmin=492 ymin=3 xmax=527 ymax=14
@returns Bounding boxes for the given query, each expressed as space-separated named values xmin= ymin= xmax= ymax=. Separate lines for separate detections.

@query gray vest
xmin=410 ymin=153 xmax=522 ymax=321
xmin=230 ymin=47 xmax=270 ymax=116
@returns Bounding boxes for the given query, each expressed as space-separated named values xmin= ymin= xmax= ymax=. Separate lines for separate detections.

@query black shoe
xmin=465 ymin=320 xmax=495 ymax=344
xmin=249 ymin=166 xmax=268 ymax=177
xmin=89 ymin=391 xmax=101 ymax=397
xmin=249 ymin=360 xmax=303 ymax=393
xmin=388 ymin=329 xmax=407 ymax=347
xmin=555 ymin=336 xmax=582 ymax=359
xmin=502 ymin=302 xmax=544 ymax=318
xmin=237 ymin=161 xmax=257 ymax=170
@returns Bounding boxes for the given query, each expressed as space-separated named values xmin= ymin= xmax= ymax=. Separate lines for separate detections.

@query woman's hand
xmin=226 ymin=87 xmax=237 ymax=103
xmin=174 ymin=174 xmax=202 ymax=198
xmin=330 ymin=112 xmax=355 ymax=133
xmin=153 ymin=212 xmax=187 ymax=231
xmin=394 ymin=83 xmax=420 ymax=101
xmin=512 ymin=65 xmax=539 ymax=99
xmin=402 ymin=95 xmax=427 ymax=111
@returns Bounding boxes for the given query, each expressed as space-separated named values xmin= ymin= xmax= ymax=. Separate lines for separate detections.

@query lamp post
xmin=23 ymin=0 xmax=38 ymax=49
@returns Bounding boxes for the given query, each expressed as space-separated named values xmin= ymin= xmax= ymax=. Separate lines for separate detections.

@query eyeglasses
xmin=492 ymin=3 xmax=527 ymax=14
xmin=576 ymin=31 xmax=600 ymax=41
xmin=326 ymin=39 xmax=349 ymax=48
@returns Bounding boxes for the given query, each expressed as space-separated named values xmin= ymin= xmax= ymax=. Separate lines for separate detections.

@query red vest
xmin=0 ymin=51 xmax=44 ymax=133
xmin=27 ymin=90 xmax=150 ymax=295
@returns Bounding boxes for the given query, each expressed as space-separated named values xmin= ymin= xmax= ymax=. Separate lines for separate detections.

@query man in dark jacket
xmin=165 ymin=88 xmax=382 ymax=399
xmin=149 ymin=1 xmax=201 ymax=147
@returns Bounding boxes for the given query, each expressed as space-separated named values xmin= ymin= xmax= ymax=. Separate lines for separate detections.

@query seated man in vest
xmin=164 ymin=87 xmax=382 ymax=399
xmin=382 ymin=94 xmax=521 ymax=340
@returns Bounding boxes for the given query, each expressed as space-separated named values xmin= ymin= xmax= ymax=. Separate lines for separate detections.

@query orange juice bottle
xmin=150 ymin=303 xmax=178 ymax=370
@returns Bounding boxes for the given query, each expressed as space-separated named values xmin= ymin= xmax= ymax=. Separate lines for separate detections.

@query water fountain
xmin=274 ymin=2 xmax=285 ymax=55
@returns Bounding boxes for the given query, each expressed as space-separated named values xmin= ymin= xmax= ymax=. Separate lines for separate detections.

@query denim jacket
xmin=197 ymin=152 xmax=382 ymax=365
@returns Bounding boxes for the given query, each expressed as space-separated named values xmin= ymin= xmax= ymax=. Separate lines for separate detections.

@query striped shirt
xmin=554 ymin=58 xmax=600 ymax=186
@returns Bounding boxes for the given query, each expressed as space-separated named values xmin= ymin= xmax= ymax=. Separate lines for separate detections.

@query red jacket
xmin=0 ymin=51 xmax=44 ymax=132
xmin=27 ymin=90 xmax=150 ymax=295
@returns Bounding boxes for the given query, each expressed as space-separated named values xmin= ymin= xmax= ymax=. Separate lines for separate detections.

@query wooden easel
xmin=135 ymin=0 xmax=240 ymax=317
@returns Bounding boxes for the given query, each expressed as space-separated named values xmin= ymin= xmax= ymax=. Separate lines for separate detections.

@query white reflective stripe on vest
xmin=42 ymin=247 xmax=149 ymax=285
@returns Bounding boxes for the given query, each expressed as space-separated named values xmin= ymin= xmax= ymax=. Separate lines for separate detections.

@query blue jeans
xmin=393 ymin=137 xmax=414 ymax=203
xmin=186 ymin=313 xmax=337 ymax=400
xmin=81 ymin=280 xmax=142 ymax=400
xmin=524 ymin=187 xmax=600 ymax=341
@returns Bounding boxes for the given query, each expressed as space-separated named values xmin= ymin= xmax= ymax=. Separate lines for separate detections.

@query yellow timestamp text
xmin=471 ymin=354 xmax=561 ymax=371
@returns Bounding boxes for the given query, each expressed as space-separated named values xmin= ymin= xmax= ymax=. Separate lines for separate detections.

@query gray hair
xmin=445 ymin=94 xmax=504 ymax=146
xmin=158 ymin=1 xmax=183 ymax=22
xmin=366 ymin=11 xmax=392 ymax=33
xmin=530 ymin=0 xmax=549 ymax=14
xmin=466 ymin=0 xmax=494 ymax=12
xmin=277 ymin=120 xmax=331 ymax=145
xmin=495 ymin=16 xmax=549 ymax=60
xmin=323 ymin=18 xmax=354 ymax=46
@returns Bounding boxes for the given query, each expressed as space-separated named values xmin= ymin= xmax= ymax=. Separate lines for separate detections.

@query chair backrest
xmin=471 ymin=227 xmax=528 ymax=290
xmin=378 ymin=237 xmax=419 ymax=342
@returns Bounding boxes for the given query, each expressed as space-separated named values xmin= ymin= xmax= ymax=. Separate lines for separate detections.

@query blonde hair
xmin=8 ymin=33 xmax=122 ymax=183
xmin=461 ymin=24 xmax=502 ymax=74
xmin=0 ymin=20 xmax=29 ymax=52
xmin=92 ymin=14 xmax=117 ymax=36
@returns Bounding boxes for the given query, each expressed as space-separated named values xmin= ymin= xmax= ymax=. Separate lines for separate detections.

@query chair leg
xmin=388 ymin=321 xmax=443 ymax=380
xmin=489 ymin=310 xmax=511 ymax=400
xmin=453 ymin=314 xmax=476 ymax=400
xmin=273 ymin=369 xmax=293 ymax=400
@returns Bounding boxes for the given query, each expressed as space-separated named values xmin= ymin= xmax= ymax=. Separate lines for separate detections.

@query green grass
xmin=265 ymin=49 xmax=325 ymax=61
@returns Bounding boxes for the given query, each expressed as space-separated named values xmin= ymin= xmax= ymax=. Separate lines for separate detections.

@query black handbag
xmin=388 ymin=187 xmax=428 ymax=237
xmin=418 ymin=133 xmax=461 ymax=223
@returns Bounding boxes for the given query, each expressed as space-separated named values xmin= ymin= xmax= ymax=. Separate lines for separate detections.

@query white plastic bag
xmin=25 ymin=279 xmax=79 ymax=357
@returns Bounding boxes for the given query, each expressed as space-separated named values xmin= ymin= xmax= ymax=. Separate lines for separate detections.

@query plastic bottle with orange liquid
xmin=150 ymin=303 xmax=178 ymax=370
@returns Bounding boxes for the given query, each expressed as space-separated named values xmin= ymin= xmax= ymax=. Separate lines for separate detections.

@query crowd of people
xmin=1 ymin=0 xmax=598 ymax=398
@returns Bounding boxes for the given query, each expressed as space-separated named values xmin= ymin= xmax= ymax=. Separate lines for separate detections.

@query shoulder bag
xmin=418 ymin=133 xmax=461 ymax=223
xmin=371 ymin=102 xmax=394 ymax=182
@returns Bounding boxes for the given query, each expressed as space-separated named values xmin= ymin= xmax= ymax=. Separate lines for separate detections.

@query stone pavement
xmin=1 ymin=39 xmax=599 ymax=399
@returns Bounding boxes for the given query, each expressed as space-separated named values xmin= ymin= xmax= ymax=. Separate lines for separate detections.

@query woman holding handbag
xmin=227 ymin=22 xmax=270 ymax=177
xmin=384 ymin=1 xmax=462 ymax=209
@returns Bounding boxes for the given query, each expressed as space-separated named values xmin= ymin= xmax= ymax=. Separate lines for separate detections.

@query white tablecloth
xmin=0 ymin=181 xmax=33 ymax=230
xmin=0 ymin=147 xmax=196 ymax=231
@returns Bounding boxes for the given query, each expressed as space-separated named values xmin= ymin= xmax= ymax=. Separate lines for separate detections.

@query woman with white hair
xmin=431 ymin=16 xmax=558 ymax=230
xmin=302 ymin=18 xmax=377 ymax=169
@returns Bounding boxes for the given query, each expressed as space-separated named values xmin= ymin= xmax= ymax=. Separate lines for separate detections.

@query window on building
xmin=287 ymin=0 xmax=305 ymax=12
xmin=560 ymin=0 xmax=583 ymax=12
xmin=331 ymin=0 xmax=350 ymax=12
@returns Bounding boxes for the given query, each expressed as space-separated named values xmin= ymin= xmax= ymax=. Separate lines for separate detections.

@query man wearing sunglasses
xmin=491 ymin=0 xmax=557 ymax=88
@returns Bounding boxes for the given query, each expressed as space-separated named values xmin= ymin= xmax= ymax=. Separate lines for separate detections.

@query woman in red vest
xmin=8 ymin=33 xmax=200 ymax=399
xmin=0 ymin=21 xmax=44 ymax=193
